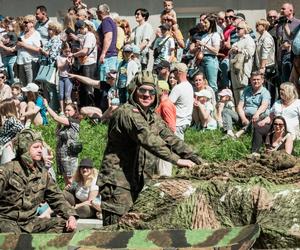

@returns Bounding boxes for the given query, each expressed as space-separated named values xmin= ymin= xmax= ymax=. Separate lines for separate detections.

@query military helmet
xmin=15 ymin=129 xmax=43 ymax=156
xmin=128 ymin=70 xmax=158 ymax=94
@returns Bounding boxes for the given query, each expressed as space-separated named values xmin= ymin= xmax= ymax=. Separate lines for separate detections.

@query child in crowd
xmin=57 ymin=42 xmax=73 ymax=115
xmin=192 ymin=89 xmax=217 ymax=130
xmin=163 ymin=0 xmax=177 ymax=20
xmin=131 ymin=44 xmax=142 ymax=72
xmin=117 ymin=44 xmax=139 ymax=104
xmin=216 ymin=88 xmax=238 ymax=138
xmin=11 ymin=83 xmax=24 ymax=102
xmin=152 ymin=23 xmax=175 ymax=66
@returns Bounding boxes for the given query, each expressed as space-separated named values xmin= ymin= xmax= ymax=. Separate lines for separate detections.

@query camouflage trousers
xmin=99 ymin=184 xmax=138 ymax=226
xmin=0 ymin=217 xmax=67 ymax=233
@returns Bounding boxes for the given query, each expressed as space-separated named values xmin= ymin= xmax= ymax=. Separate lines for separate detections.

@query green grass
xmin=36 ymin=119 xmax=300 ymax=188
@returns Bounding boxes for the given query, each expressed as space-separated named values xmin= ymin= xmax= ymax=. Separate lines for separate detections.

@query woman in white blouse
xmin=16 ymin=15 xmax=41 ymax=85
xmin=252 ymin=82 xmax=300 ymax=153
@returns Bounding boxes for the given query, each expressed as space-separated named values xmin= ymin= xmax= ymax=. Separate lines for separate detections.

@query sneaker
xmin=235 ymin=129 xmax=245 ymax=138
xmin=227 ymin=130 xmax=236 ymax=138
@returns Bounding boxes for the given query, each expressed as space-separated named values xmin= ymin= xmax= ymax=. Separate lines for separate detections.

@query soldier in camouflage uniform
xmin=0 ymin=129 xmax=78 ymax=233
xmin=97 ymin=70 xmax=202 ymax=225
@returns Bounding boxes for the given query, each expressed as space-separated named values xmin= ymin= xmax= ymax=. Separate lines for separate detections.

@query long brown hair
xmin=0 ymin=98 xmax=18 ymax=126
xmin=66 ymin=102 xmax=81 ymax=120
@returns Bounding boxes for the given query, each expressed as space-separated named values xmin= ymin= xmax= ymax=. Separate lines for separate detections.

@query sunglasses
xmin=80 ymin=166 xmax=92 ymax=169
xmin=137 ymin=87 xmax=156 ymax=96
xmin=273 ymin=123 xmax=284 ymax=127
xmin=236 ymin=27 xmax=244 ymax=30
xmin=225 ymin=16 xmax=234 ymax=19
xmin=268 ymin=16 xmax=277 ymax=19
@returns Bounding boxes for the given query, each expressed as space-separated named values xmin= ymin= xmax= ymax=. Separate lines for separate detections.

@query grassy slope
xmin=36 ymin=119 xmax=300 ymax=187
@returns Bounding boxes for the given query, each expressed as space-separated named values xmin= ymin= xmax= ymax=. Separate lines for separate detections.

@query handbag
xmin=35 ymin=62 xmax=56 ymax=85
xmin=265 ymin=64 xmax=277 ymax=79
xmin=68 ymin=141 xmax=83 ymax=156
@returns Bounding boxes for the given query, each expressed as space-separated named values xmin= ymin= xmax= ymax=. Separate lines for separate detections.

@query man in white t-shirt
xmin=131 ymin=8 xmax=153 ymax=70
xmin=169 ymin=63 xmax=194 ymax=140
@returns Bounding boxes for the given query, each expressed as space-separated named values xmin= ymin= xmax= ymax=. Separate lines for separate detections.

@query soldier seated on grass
xmin=0 ymin=129 xmax=78 ymax=233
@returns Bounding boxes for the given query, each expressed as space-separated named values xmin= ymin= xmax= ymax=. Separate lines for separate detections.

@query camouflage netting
xmin=107 ymin=152 xmax=300 ymax=249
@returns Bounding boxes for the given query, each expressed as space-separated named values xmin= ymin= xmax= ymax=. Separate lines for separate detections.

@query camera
xmin=277 ymin=16 xmax=288 ymax=25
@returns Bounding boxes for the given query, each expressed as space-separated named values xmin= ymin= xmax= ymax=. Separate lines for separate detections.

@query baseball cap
xmin=158 ymin=80 xmax=170 ymax=91
xmin=123 ymin=44 xmax=133 ymax=52
xmin=21 ymin=82 xmax=39 ymax=92
xmin=218 ymin=88 xmax=233 ymax=98
xmin=158 ymin=60 xmax=170 ymax=69
xmin=75 ymin=20 xmax=86 ymax=29
xmin=195 ymin=89 xmax=212 ymax=99
xmin=174 ymin=63 xmax=188 ymax=73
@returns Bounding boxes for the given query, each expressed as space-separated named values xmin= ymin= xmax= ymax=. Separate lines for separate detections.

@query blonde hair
xmin=73 ymin=167 xmax=98 ymax=187
xmin=23 ymin=15 xmax=36 ymax=25
xmin=237 ymin=20 xmax=251 ymax=34
xmin=280 ymin=82 xmax=298 ymax=101
xmin=63 ymin=13 xmax=76 ymax=30
xmin=48 ymin=21 xmax=63 ymax=35
xmin=256 ymin=19 xmax=270 ymax=30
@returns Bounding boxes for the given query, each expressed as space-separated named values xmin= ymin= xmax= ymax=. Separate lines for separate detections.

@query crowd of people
xmin=0 ymin=0 xmax=300 ymax=232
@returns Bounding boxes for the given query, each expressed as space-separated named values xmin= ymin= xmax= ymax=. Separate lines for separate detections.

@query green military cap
xmin=15 ymin=129 xmax=43 ymax=156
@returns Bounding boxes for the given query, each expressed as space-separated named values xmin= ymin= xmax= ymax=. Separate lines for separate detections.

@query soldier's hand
xmin=66 ymin=215 xmax=77 ymax=232
xmin=176 ymin=159 xmax=196 ymax=168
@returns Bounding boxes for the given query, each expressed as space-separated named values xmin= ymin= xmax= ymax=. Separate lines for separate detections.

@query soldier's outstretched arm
xmin=156 ymin=119 xmax=203 ymax=164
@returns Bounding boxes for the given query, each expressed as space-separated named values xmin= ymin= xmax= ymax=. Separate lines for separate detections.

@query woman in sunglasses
xmin=252 ymin=82 xmax=300 ymax=153
xmin=264 ymin=116 xmax=293 ymax=154
xmin=16 ymin=15 xmax=41 ymax=85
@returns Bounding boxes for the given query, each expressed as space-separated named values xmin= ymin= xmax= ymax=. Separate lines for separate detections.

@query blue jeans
xmin=202 ymin=56 xmax=219 ymax=93
xmin=99 ymin=56 xmax=118 ymax=82
xmin=59 ymin=77 xmax=73 ymax=101
xmin=219 ymin=58 xmax=230 ymax=88
xmin=2 ymin=55 xmax=17 ymax=84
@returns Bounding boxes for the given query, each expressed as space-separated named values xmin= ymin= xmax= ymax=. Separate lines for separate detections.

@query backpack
xmin=292 ymin=26 xmax=300 ymax=55
xmin=153 ymin=36 xmax=170 ymax=59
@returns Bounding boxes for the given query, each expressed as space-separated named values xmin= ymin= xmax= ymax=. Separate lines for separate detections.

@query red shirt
xmin=156 ymin=97 xmax=176 ymax=133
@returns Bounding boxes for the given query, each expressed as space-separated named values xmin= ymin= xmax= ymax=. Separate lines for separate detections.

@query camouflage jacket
xmin=0 ymin=160 xmax=77 ymax=229
xmin=97 ymin=103 xmax=201 ymax=192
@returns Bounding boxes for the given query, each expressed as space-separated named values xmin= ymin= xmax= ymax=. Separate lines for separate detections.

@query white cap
xmin=21 ymin=82 xmax=39 ymax=92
